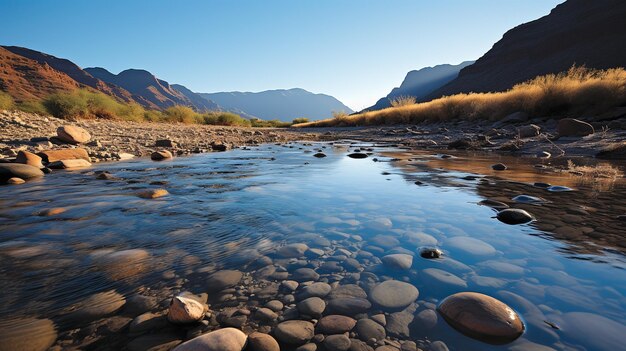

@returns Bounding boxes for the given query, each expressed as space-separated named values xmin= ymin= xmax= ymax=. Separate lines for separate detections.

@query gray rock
xmin=326 ymin=298 xmax=372 ymax=316
xmin=297 ymin=297 xmax=326 ymax=317
xmin=0 ymin=163 xmax=44 ymax=183
xmin=0 ymin=317 xmax=57 ymax=351
xmin=316 ymin=315 xmax=357 ymax=334
xmin=355 ymin=319 xmax=386 ymax=341
xmin=206 ymin=270 xmax=243 ymax=292
xmin=274 ymin=320 xmax=315 ymax=345
xmin=248 ymin=332 xmax=280 ymax=351
xmin=324 ymin=335 xmax=351 ymax=351
xmin=369 ymin=280 xmax=419 ymax=311
xmin=298 ymin=282 xmax=331 ymax=299
xmin=381 ymin=254 xmax=413 ymax=270
xmin=292 ymin=268 xmax=320 ymax=282
xmin=278 ymin=243 xmax=309 ymax=258
xmin=172 ymin=327 xmax=247 ymax=351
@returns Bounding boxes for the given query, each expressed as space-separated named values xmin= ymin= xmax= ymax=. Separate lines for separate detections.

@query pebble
xmin=326 ymin=297 xmax=372 ymax=316
xmin=419 ymin=247 xmax=443 ymax=259
xmin=167 ymin=295 xmax=206 ymax=324
xmin=57 ymin=125 xmax=91 ymax=144
xmin=297 ymin=297 xmax=326 ymax=317
xmin=496 ymin=209 xmax=534 ymax=225
xmin=381 ymin=254 xmax=413 ymax=270
xmin=207 ymin=270 xmax=243 ymax=292
xmin=0 ymin=318 xmax=57 ymax=351
xmin=313 ymin=153 xmax=327 ymax=158
xmin=298 ymin=282 xmax=332 ymax=299
xmin=66 ymin=290 xmax=126 ymax=322
xmin=151 ymin=150 xmax=173 ymax=160
xmin=292 ymin=268 xmax=320 ymax=282
xmin=7 ymin=177 xmax=25 ymax=184
xmin=265 ymin=300 xmax=284 ymax=312
xmin=421 ymin=268 xmax=467 ymax=289
xmin=173 ymin=327 xmax=247 ymax=351
xmin=278 ymin=243 xmax=309 ymax=258
xmin=316 ymin=315 xmax=357 ymax=334
xmin=248 ymin=332 xmax=280 ymax=351
xmin=369 ymin=280 xmax=419 ymax=311
xmin=324 ymin=334 xmax=352 ymax=351
xmin=347 ymin=153 xmax=368 ymax=159
xmin=437 ymin=292 xmax=524 ymax=344
xmin=445 ymin=236 xmax=496 ymax=256
xmin=0 ymin=163 xmax=44 ymax=183
xmin=137 ymin=188 xmax=169 ymax=199
xmin=491 ymin=163 xmax=507 ymax=171
xmin=355 ymin=318 xmax=386 ymax=341
xmin=274 ymin=320 xmax=315 ymax=345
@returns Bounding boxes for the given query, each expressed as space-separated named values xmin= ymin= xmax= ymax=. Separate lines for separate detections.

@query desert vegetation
xmin=1 ymin=88 xmax=301 ymax=127
xmin=295 ymin=66 xmax=626 ymax=127
xmin=390 ymin=95 xmax=416 ymax=107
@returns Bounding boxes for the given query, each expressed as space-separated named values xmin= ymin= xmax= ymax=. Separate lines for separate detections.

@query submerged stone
xmin=496 ymin=209 xmax=534 ymax=225
xmin=369 ymin=280 xmax=418 ymax=311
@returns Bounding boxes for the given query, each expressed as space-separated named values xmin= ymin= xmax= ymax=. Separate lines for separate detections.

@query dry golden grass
xmin=567 ymin=159 xmax=624 ymax=192
xmin=390 ymin=95 xmax=416 ymax=107
xmin=295 ymin=66 xmax=626 ymax=127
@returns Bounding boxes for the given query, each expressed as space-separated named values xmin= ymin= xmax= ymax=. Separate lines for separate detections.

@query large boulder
xmin=437 ymin=292 xmax=524 ymax=344
xmin=173 ymin=327 xmax=247 ymax=351
xmin=38 ymin=148 xmax=90 ymax=163
xmin=0 ymin=163 xmax=44 ymax=183
xmin=557 ymin=118 xmax=594 ymax=137
xmin=57 ymin=125 xmax=91 ymax=144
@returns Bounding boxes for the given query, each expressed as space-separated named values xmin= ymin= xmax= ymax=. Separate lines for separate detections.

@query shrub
xmin=163 ymin=105 xmax=197 ymax=124
xmin=292 ymin=117 xmax=309 ymax=124
xmin=43 ymin=91 xmax=90 ymax=119
xmin=16 ymin=100 xmax=47 ymax=115
xmin=0 ymin=91 xmax=14 ymax=110
xmin=390 ymin=95 xmax=416 ymax=107
xmin=250 ymin=118 xmax=291 ymax=128
xmin=297 ymin=66 xmax=626 ymax=127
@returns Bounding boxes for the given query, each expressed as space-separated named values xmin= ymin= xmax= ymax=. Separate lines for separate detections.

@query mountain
xmin=170 ymin=84 xmax=221 ymax=112
xmin=85 ymin=67 xmax=196 ymax=110
xmin=2 ymin=46 xmax=136 ymax=103
xmin=0 ymin=46 xmax=80 ymax=101
xmin=364 ymin=61 xmax=474 ymax=111
xmin=428 ymin=0 xmax=626 ymax=99
xmin=200 ymin=88 xmax=353 ymax=121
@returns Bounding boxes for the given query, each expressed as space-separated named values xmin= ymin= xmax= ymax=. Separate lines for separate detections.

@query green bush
xmin=163 ymin=105 xmax=197 ymax=124
xmin=250 ymin=118 xmax=291 ymax=128
xmin=0 ymin=91 xmax=15 ymax=110
xmin=43 ymin=91 xmax=90 ymax=119
xmin=16 ymin=100 xmax=47 ymax=115
xmin=292 ymin=117 xmax=309 ymax=124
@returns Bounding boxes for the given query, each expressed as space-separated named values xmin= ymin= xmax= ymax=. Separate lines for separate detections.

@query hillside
xmin=365 ymin=61 xmax=474 ymax=112
xmin=171 ymin=84 xmax=221 ymax=112
xmin=2 ymin=46 xmax=136 ymax=103
xmin=428 ymin=0 xmax=626 ymax=98
xmin=200 ymin=88 xmax=353 ymax=122
xmin=0 ymin=46 xmax=80 ymax=101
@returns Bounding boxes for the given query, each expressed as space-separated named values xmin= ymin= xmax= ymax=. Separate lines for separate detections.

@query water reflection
xmin=0 ymin=142 xmax=624 ymax=350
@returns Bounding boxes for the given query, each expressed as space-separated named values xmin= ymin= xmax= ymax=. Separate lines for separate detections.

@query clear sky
xmin=0 ymin=0 xmax=563 ymax=110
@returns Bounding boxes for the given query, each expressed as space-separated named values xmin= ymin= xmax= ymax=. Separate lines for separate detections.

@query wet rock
xmin=419 ymin=247 xmax=443 ymax=259
xmin=414 ymin=309 xmax=438 ymax=330
xmin=297 ymin=297 xmax=326 ymax=317
xmin=511 ymin=195 xmax=545 ymax=204
xmin=38 ymin=148 xmax=90 ymax=163
xmin=491 ymin=163 xmax=507 ymax=171
xmin=16 ymin=151 xmax=43 ymax=168
xmin=57 ymin=125 xmax=91 ymax=144
xmin=127 ymin=334 xmax=182 ymax=351
xmin=281 ymin=280 xmax=299 ymax=292
xmin=324 ymin=334 xmax=351 ymax=351
xmin=437 ymin=292 xmax=524 ymax=344
xmin=256 ymin=307 xmax=278 ymax=322
xmin=0 ymin=163 xmax=44 ymax=183
xmin=349 ymin=340 xmax=374 ymax=351
xmin=278 ymin=243 xmax=309 ymax=258
xmin=496 ymin=209 xmax=534 ymax=225
xmin=137 ymin=188 xmax=170 ymax=200
xmin=207 ymin=270 xmax=243 ymax=292
xmin=429 ymin=341 xmax=449 ymax=351
xmin=129 ymin=312 xmax=168 ymax=334
xmin=248 ymin=332 xmax=280 ymax=351
xmin=381 ymin=254 xmax=413 ymax=270
xmin=369 ymin=280 xmax=419 ymax=311
xmin=67 ymin=290 xmax=126 ymax=322
xmin=124 ymin=294 xmax=158 ymax=316
xmin=156 ymin=139 xmax=176 ymax=147
xmin=478 ymin=199 xmax=509 ymax=210
xmin=266 ymin=300 xmax=284 ymax=312
xmin=546 ymin=185 xmax=573 ymax=192
xmin=94 ymin=249 xmax=150 ymax=281
xmin=386 ymin=305 xmax=417 ymax=338
xmin=292 ymin=268 xmax=320 ymax=282
xmin=298 ymin=282 xmax=332 ymax=299
xmin=313 ymin=153 xmax=327 ymax=158
xmin=167 ymin=295 xmax=206 ymax=324
xmin=316 ymin=315 xmax=357 ymax=334
xmin=347 ymin=153 xmax=368 ymax=159
xmin=445 ymin=236 xmax=496 ymax=256
xmin=328 ymin=284 xmax=368 ymax=300
xmin=297 ymin=343 xmax=318 ymax=351
xmin=326 ymin=298 xmax=372 ymax=316
xmin=422 ymin=268 xmax=467 ymax=289
xmin=355 ymin=319 xmax=386 ymax=341
xmin=517 ymin=124 xmax=540 ymax=138
xmin=48 ymin=158 xmax=92 ymax=169
xmin=274 ymin=320 xmax=315 ymax=345
xmin=151 ymin=150 xmax=173 ymax=161
xmin=173 ymin=327 xmax=247 ymax=351
xmin=7 ymin=177 xmax=25 ymax=184
xmin=552 ymin=312 xmax=625 ymax=351
xmin=0 ymin=318 xmax=57 ymax=351
xmin=557 ymin=118 xmax=594 ymax=137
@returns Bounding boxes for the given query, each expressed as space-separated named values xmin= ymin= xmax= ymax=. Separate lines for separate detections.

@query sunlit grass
xmin=295 ymin=66 xmax=626 ymax=127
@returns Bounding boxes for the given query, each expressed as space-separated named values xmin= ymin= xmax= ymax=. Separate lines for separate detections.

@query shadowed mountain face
xmin=2 ymin=46 xmax=135 ymax=103
xmin=200 ymin=88 xmax=354 ymax=121
xmin=428 ymin=0 xmax=626 ymax=98
xmin=0 ymin=46 xmax=81 ymax=101
xmin=171 ymin=84 xmax=220 ymax=112
xmin=85 ymin=67 xmax=196 ymax=110
xmin=365 ymin=61 xmax=474 ymax=112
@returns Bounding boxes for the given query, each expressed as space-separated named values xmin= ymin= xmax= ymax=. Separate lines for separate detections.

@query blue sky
xmin=0 ymin=0 xmax=562 ymax=110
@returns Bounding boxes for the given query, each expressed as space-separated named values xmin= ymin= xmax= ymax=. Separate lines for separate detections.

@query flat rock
xmin=421 ymin=268 xmax=467 ymax=289
xmin=437 ymin=292 xmax=524 ymax=344
xmin=16 ymin=151 xmax=43 ymax=168
xmin=557 ymin=118 xmax=594 ymax=137
xmin=324 ymin=335 xmax=351 ymax=351
xmin=57 ymin=125 xmax=91 ymax=144
xmin=94 ymin=249 xmax=151 ymax=281
xmin=316 ymin=315 xmax=357 ymax=334
xmin=554 ymin=312 xmax=626 ymax=351
xmin=173 ymin=327 xmax=247 ymax=351
xmin=381 ymin=254 xmax=413 ymax=270
xmin=326 ymin=298 xmax=372 ymax=316
xmin=207 ymin=270 xmax=243 ymax=292
xmin=0 ymin=318 xmax=57 ymax=351
xmin=297 ymin=297 xmax=326 ymax=316
xmin=445 ymin=236 xmax=496 ymax=256
xmin=38 ymin=148 xmax=90 ymax=163
xmin=66 ymin=290 xmax=126 ymax=322
xmin=298 ymin=282 xmax=331 ymax=299
xmin=369 ymin=280 xmax=419 ymax=310
xmin=328 ymin=284 xmax=367 ymax=300
xmin=274 ymin=320 xmax=315 ymax=345
xmin=48 ymin=159 xmax=91 ymax=169
xmin=0 ymin=163 xmax=44 ymax=183
xmin=278 ymin=243 xmax=309 ymax=258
